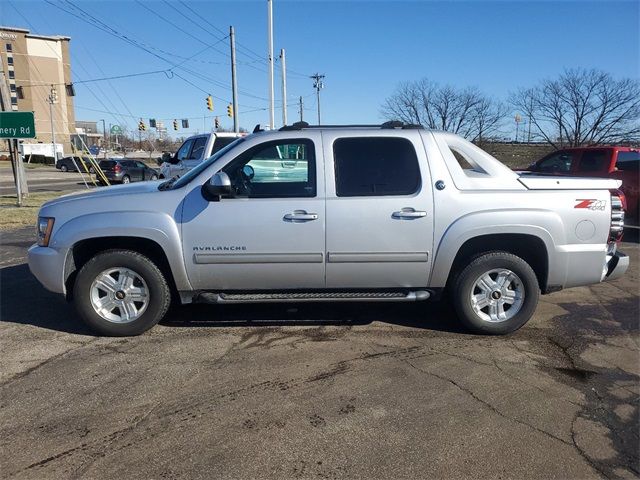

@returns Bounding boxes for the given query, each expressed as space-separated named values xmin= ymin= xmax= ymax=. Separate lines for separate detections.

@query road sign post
xmin=0 ymin=111 xmax=34 ymax=205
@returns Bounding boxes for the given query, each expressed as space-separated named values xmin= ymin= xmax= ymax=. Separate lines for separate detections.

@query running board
xmin=196 ymin=290 xmax=431 ymax=304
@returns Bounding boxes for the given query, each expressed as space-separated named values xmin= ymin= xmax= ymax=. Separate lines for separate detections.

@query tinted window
xmin=99 ymin=161 xmax=116 ymax=169
xmin=121 ymin=160 xmax=135 ymax=168
xmin=188 ymin=137 xmax=207 ymax=159
xmin=176 ymin=139 xmax=194 ymax=161
xmin=222 ymin=139 xmax=315 ymax=198
xmin=135 ymin=161 xmax=147 ymax=168
xmin=578 ymin=150 xmax=608 ymax=172
xmin=616 ymin=151 xmax=639 ymax=171
xmin=535 ymin=151 xmax=573 ymax=173
xmin=333 ymin=137 xmax=420 ymax=196
xmin=211 ymin=136 xmax=237 ymax=154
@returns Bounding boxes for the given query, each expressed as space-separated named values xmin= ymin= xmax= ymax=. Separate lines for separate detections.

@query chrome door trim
xmin=327 ymin=252 xmax=428 ymax=263
xmin=194 ymin=253 xmax=324 ymax=264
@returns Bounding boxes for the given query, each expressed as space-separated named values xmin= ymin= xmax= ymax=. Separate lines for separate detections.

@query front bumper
xmin=603 ymin=251 xmax=629 ymax=282
xmin=28 ymin=244 xmax=66 ymax=294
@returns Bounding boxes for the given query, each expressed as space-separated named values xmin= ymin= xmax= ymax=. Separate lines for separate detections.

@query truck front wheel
xmin=452 ymin=252 xmax=540 ymax=335
xmin=73 ymin=250 xmax=171 ymax=336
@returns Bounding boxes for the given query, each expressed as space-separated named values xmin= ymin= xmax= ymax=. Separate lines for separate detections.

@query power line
xmin=23 ymin=69 xmax=173 ymax=87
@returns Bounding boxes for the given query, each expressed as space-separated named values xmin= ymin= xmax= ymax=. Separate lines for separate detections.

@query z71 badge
xmin=575 ymin=199 xmax=606 ymax=210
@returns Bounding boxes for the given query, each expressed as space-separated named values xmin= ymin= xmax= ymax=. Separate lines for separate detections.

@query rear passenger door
xmin=323 ymin=132 xmax=434 ymax=288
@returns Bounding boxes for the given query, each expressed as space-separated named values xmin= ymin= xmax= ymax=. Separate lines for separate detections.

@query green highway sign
xmin=0 ymin=111 xmax=36 ymax=139
xmin=110 ymin=125 xmax=123 ymax=134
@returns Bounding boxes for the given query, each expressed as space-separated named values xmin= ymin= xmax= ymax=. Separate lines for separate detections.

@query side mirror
xmin=202 ymin=172 xmax=232 ymax=201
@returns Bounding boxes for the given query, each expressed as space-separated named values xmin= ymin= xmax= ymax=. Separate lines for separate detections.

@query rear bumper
xmin=604 ymin=251 xmax=629 ymax=282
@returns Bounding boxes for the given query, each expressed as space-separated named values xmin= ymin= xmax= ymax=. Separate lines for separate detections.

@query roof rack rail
xmin=278 ymin=121 xmax=424 ymax=131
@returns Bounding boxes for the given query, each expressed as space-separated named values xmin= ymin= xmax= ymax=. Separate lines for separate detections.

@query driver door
xmin=180 ymin=134 xmax=326 ymax=291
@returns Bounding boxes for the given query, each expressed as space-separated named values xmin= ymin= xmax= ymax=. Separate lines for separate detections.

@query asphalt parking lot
xmin=0 ymin=227 xmax=638 ymax=479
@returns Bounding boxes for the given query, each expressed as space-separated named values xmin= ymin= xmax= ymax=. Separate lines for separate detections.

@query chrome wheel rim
xmin=122 ymin=176 xmax=130 ymax=184
xmin=470 ymin=268 xmax=525 ymax=323
xmin=90 ymin=268 xmax=149 ymax=323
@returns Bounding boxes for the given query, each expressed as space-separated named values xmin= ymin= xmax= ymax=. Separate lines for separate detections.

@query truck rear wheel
xmin=73 ymin=250 xmax=171 ymax=336
xmin=452 ymin=252 xmax=540 ymax=335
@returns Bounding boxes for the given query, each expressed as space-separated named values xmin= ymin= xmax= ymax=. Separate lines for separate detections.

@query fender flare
xmin=52 ymin=211 xmax=192 ymax=291
xmin=429 ymin=210 xmax=565 ymax=288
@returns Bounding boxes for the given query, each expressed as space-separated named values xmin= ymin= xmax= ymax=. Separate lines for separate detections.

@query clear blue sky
xmin=4 ymin=0 xmax=639 ymax=137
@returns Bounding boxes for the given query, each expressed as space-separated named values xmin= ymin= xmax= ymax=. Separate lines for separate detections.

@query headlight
xmin=37 ymin=217 xmax=55 ymax=247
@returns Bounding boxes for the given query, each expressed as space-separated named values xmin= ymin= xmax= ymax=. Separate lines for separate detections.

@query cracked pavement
xmin=1 ymin=226 xmax=638 ymax=479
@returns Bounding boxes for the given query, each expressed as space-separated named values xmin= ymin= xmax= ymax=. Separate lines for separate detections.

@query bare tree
xmin=381 ymin=78 xmax=507 ymax=142
xmin=510 ymin=69 xmax=640 ymax=148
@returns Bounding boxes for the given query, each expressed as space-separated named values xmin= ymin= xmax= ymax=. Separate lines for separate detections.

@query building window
xmin=8 ymin=70 xmax=14 ymax=79
xmin=10 ymin=96 xmax=18 ymax=105
xmin=10 ymin=84 xmax=16 ymax=92
xmin=7 ymin=57 xmax=13 ymax=65
xmin=6 ymin=43 xmax=12 ymax=52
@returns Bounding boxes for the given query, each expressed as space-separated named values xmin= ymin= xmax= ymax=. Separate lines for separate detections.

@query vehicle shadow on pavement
xmin=1 ymin=262 xmax=466 ymax=335
xmin=161 ymin=299 xmax=468 ymax=334
xmin=0 ymin=263 xmax=94 ymax=335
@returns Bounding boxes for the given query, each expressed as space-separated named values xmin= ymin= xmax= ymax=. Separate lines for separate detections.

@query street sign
xmin=110 ymin=125 xmax=123 ymax=134
xmin=0 ymin=111 xmax=35 ymax=138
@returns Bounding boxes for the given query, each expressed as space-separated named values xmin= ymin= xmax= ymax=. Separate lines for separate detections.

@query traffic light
xmin=138 ymin=120 xmax=146 ymax=131
xmin=215 ymin=117 xmax=220 ymax=129
xmin=206 ymin=95 xmax=213 ymax=111
xmin=173 ymin=119 xmax=178 ymax=131
xmin=226 ymin=103 xmax=233 ymax=118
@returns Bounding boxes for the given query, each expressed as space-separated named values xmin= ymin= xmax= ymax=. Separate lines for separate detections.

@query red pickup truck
xmin=528 ymin=146 xmax=639 ymax=221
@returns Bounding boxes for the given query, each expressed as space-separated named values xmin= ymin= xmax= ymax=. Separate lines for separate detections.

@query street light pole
xmin=48 ymin=85 xmax=58 ymax=161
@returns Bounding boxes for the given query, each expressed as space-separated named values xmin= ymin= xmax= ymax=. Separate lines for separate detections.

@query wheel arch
xmin=445 ymin=233 xmax=550 ymax=292
xmin=66 ymin=236 xmax=179 ymax=300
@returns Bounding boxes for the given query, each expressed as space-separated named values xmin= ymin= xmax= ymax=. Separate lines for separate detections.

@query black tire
xmin=60 ymin=164 xmax=68 ymax=172
xmin=121 ymin=175 xmax=131 ymax=184
xmin=452 ymin=252 xmax=540 ymax=335
xmin=73 ymin=250 xmax=171 ymax=336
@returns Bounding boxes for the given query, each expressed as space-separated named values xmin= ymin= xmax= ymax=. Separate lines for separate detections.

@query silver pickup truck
xmin=28 ymin=122 xmax=629 ymax=336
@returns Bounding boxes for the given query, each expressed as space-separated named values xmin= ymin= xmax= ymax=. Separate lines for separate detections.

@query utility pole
xmin=48 ymin=85 xmax=58 ymax=161
xmin=298 ymin=96 xmax=304 ymax=122
xmin=101 ymin=119 xmax=107 ymax=158
xmin=230 ymin=26 xmax=239 ymax=133
xmin=280 ymin=48 xmax=287 ymax=126
xmin=310 ymin=73 xmax=324 ymax=125
xmin=267 ymin=0 xmax=275 ymax=129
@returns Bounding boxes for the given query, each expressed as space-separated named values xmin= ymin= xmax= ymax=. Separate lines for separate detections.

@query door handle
xmin=284 ymin=210 xmax=318 ymax=222
xmin=392 ymin=208 xmax=427 ymax=219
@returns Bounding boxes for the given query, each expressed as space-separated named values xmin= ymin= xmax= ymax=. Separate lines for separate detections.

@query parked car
xmin=56 ymin=156 xmax=95 ymax=173
xmin=97 ymin=159 xmax=158 ymax=184
xmin=159 ymin=132 xmax=244 ymax=179
xmin=527 ymin=146 xmax=639 ymax=221
xmin=29 ymin=122 xmax=628 ymax=336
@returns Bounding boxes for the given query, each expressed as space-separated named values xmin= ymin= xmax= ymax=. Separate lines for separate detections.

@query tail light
xmin=114 ymin=164 xmax=122 ymax=173
xmin=609 ymin=192 xmax=625 ymax=243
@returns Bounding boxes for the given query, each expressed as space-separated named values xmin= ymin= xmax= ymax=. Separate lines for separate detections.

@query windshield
xmin=160 ymin=137 xmax=246 ymax=190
